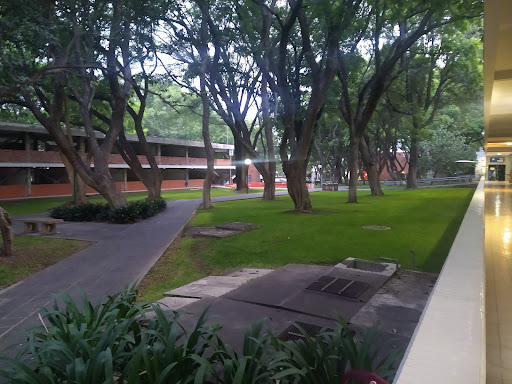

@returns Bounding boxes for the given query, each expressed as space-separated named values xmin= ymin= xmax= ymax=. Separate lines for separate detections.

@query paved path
xmin=0 ymin=190 xmax=301 ymax=352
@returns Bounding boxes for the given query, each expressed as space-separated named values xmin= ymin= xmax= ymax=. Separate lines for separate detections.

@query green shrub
xmin=0 ymin=288 xmax=402 ymax=384
xmin=49 ymin=199 xmax=166 ymax=224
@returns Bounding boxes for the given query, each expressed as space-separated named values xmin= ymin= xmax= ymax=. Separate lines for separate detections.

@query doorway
xmin=488 ymin=165 xmax=506 ymax=181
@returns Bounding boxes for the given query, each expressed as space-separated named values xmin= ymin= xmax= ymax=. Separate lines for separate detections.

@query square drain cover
xmin=278 ymin=322 xmax=332 ymax=342
xmin=306 ymin=275 xmax=336 ymax=291
xmin=339 ymin=281 xmax=369 ymax=298
xmin=306 ymin=275 xmax=369 ymax=299
xmin=323 ymin=278 xmax=353 ymax=295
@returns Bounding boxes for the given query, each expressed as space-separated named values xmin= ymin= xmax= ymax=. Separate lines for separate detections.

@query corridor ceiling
xmin=485 ymin=0 xmax=512 ymax=154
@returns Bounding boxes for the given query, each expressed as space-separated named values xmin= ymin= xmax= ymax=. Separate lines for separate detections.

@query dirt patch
xmin=0 ymin=237 xmax=91 ymax=290
xmin=189 ymin=238 xmax=215 ymax=275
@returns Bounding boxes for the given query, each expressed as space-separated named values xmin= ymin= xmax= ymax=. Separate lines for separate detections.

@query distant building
xmin=0 ymin=122 xmax=234 ymax=199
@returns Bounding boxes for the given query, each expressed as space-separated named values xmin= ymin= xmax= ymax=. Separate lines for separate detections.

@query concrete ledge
xmin=394 ymin=178 xmax=485 ymax=384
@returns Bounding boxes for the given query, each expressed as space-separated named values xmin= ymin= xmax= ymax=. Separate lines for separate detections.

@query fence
xmin=382 ymin=175 xmax=474 ymax=186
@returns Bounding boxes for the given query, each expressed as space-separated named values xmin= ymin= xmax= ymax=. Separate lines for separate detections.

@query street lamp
xmin=244 ymin=158 xmax=252 ymax=194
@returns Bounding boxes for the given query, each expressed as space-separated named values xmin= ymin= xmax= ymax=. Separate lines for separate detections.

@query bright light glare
xmin=244 ymin=159 xmax=252 ymax=165
xmin=504 ymin=228 xmax=511 ymax=244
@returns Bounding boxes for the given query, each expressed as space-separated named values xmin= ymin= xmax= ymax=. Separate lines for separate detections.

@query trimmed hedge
xmin=50 ymin=199 xmax=166 ymax=224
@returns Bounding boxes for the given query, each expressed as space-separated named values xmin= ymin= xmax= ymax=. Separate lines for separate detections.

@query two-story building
xmin=0 ymin=122 xmax=234 ymax=199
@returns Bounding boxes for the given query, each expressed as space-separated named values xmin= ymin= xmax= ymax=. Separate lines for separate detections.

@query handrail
xmin=382 ymin=175 xmax=475 ymax=186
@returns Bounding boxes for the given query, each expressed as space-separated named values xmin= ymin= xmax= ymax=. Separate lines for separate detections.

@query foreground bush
xmin=50 ymin=199 xmax=166 ymax=224
xmin=0 ymin=287 xmax=400 ymax=384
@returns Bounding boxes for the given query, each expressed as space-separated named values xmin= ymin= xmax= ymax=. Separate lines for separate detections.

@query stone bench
xmin=19 ymin=218 xmax=64 ymax=235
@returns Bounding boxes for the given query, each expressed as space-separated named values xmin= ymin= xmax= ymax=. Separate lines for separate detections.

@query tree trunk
xmin=359 ymin=137 xmax=384 ymax=196
xmin=283 ymin=160 xmax=312 ymax=212
xmin=60 ymin=153 xmax=88 ymax=205
xmin=234 ymin=138 xmax=247 ymax=191
xmin=407 ymin=132 xmax=419 ymax=189
xmin=0 ymin=207 xmax=13 ymax=257
xmin=347 ymin=135 xmax=360 ymax=203
xmin=261 ymin=75 xmax=276 ymax=201
xmin=198 ymin=0 xmax=214 ymax=209
xmin=114 ymin=131 xmax=163 ymax=200
xmin=62 ymin=97 xmax=88 ymax=205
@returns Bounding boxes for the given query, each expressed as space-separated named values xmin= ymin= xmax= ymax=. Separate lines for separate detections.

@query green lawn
xmin=138 ymin=187 xmax=475 ymax=301
xmin=0 ymin=188 xmax=264 ymax=216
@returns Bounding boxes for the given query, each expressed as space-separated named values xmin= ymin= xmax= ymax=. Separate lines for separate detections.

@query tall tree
xmin=0 ymin=0 xmax=166 ymax=206
xmin=336 ymin=0 xmax=482 ymax=202
xmin=198 ymin=0 xmax=215 ymax=209
xmin=388 ymin=25 xmax=482 ymax=188
xmin=235 ymin=0 xmax=343 ymax=211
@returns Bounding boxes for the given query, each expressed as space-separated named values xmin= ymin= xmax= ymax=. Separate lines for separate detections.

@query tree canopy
xmin=0 ymin=0 xmax=484 ymax=210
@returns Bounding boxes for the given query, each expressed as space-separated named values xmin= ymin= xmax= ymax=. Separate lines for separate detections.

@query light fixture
xmin=506 ymin=142 xmax=512 ymax=145
xmin=244 ymin=159 xmax=252 ymax=165
xmin=497 ymin=153 xmax=502 ymax=155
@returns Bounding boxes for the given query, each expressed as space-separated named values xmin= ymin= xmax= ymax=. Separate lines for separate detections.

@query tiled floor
xmin=486 ymin=182 xmax=512 ymax=383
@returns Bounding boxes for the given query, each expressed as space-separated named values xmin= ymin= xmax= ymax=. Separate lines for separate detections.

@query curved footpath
xmin=0 ymin=190 xmax=299 ymax=353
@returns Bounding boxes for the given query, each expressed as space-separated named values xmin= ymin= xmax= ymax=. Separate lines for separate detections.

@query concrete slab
xmin=216 ymin=222 xmax=258 ymax=232
xmin=164 ymin=273 xmax=274 ymax=299
xmin=173 ymin=296 xmax=410 ymax=362
xmin=223 ymin=264 xmax=330 ymax=307
xmin=224 ymin=264 xmax=390 ymax=321
xmin=157 ymin=296 xmax=200 ymax=310
xmin=350 ymin=270 xmax=437 ymax=338
xmin=335 ymin=257 xmax=397 ymax=277
xmin=185 ymin=227 xmax=240 ymax=238
xmin=225 ymin=268 xmax=273 ymax=279
xmin=175 ymin=297 xmax=339 ymax=352
xmin=167 ymin=284 xmax=236 ymax=299
xmin=183 ymin=226 xmax=215 ymax=238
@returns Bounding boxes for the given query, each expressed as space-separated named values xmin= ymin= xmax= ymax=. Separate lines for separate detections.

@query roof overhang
xmin=484 ymin=0 xmax=512 ymax=152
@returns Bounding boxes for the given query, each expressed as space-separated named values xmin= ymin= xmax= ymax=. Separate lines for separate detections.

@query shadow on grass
xmin=420 ymin=189 xmax=476 ymax=273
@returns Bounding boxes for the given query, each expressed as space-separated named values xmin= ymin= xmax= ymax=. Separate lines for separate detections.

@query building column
xmin=24 ymin=132 xmax=31 ymax=162
xmin=185 ymin=169 xmax=189 ymax=187
xmin=26 ymin=168 xmax=32 ymax=197
xmin=123 ymin=168 xmax=127 ymax=191
xmin=185 ymin=146 xmax=189 ymax=165
xmin=157 ymin=143 xmax=161 ymax=164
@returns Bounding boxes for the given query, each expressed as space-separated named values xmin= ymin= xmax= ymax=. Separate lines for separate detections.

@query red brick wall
xmin=0 ymin=185 xmax=27 ymax=199
xmin=0 ymin=180 xmax=207 ymax=199
xmin=379 ymin=153 xmax=409 ymax=181
xmin=248 ymin=163 xmax=260 ymax=183
xmin=31 ymin=184 xmax=73 ymax=197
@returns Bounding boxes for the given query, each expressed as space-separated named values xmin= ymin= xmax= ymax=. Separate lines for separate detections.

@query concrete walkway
xmin=0 ymin=189 xmax=299 ymax=352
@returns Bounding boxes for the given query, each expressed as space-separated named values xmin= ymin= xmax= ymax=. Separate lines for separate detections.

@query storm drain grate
xmin=306 ymin=275 xmax=369 ymax=299
xmin=339 ymin=280 xmax=369 ymax=298
xmin=278 ymin=322 xmax=333 ymax=342
xmin=324 ymin=278 xmax=353 ymax=295
xmin=306 ymin=276 xmax=335 ymax=291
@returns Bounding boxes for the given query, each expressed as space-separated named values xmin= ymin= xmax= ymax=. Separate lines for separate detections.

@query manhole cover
xmin=363 ymin=225 xmax=391 ymax=231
